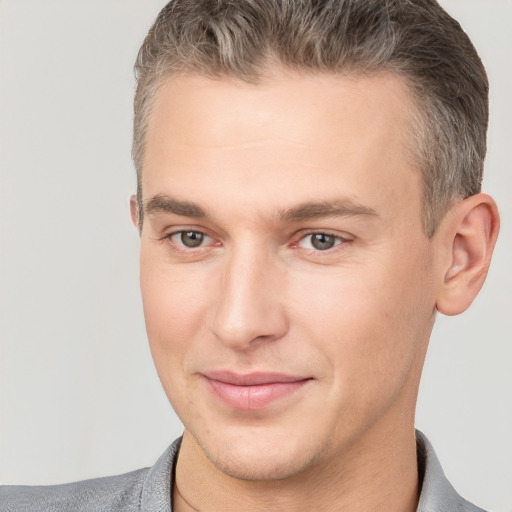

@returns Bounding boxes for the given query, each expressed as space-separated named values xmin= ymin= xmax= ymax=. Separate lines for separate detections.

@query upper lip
xmin=203 ymin=371 xmax=311 ymax=386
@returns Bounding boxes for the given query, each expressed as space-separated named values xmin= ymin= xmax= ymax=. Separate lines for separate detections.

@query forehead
xmin=142 ymin=70 xmax=421 ymax=224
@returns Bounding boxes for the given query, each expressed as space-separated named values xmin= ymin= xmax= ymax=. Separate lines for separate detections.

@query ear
xmin=130 ymin=195 xmax=139 ymax=229
xmin=436 ymin=193 xmax=500 ymax=316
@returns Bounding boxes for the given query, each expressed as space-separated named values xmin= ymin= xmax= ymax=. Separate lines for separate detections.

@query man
xmin=0 ymin=0 xmax=501 ymax=511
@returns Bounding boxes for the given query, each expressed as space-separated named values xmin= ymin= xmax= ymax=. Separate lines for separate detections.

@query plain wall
xmin=0 ymin=1 xmax=510 ymax=510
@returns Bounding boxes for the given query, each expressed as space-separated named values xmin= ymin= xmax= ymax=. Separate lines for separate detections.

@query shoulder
xmin=0 ymin=467 xmax=149 ymax=512
xmin=0 ymin=438 xmax=181 ymax=512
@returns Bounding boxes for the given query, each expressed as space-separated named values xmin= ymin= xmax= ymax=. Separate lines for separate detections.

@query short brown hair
xmin=133 ymin=0 xmax=488 ymax=236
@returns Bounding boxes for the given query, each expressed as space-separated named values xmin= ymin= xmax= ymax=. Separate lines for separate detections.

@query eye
xmin=170 ymin=230 xmax=209 ymax=248
xmin=298 ymin=232 xmax=344 ymax=251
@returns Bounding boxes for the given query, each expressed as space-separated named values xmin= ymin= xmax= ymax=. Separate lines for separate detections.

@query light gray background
xmin=0 ymin=1 xmax=510 ymax=510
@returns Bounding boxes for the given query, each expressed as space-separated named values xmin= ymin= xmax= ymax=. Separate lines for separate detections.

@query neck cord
xmin=175 ymin=482 xmax=201 ymax=512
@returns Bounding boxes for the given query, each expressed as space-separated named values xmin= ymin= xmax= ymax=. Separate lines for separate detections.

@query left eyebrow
xmin=279 ymin=200 xmax=378 ymax=222
xmin=144 ymin=194 xmax=206 ymax=218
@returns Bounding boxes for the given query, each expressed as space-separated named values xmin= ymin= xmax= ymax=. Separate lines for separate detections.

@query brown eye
xmin=180 ymin=231 xmax=205 ymax=248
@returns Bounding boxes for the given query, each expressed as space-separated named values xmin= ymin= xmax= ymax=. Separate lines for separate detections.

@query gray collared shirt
xmin=0 ymin=431 xmax=487 ymax=511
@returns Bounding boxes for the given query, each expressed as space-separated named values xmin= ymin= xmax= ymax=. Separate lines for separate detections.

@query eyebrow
xmin=145 ymin=194 xmax=206 ymax=218
xmin=144 ymin=194 xmax=378 ymax=222
xmin=279 ymin=200 xmax=378 ymax=222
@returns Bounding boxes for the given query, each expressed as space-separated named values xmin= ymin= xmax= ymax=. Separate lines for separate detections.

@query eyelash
xmin=164 ymin=229 xmax=349 ymax=254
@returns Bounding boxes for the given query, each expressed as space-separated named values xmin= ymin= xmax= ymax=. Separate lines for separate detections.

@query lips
xmin=202 ymin=371 xmax=311 ymax=410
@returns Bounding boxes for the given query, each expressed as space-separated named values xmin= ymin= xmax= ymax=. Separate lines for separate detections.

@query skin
xmin=131 ymin=70 xmax=499 ymax=512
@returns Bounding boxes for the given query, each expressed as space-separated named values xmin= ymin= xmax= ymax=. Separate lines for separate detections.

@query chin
xmin=192 ymin=426 xmax=321 ymax=482
xmin=203 ymin=447 xmax=307 ymax=482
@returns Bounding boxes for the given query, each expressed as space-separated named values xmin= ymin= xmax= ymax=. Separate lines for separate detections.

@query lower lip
xmin=205 ymin=378 xmax=310 ymax=411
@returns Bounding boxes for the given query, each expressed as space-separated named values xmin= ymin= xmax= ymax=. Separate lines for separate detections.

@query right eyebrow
xmin=144 ymin=194 xmax=206 ymax=218
xmin=279 ymin=199 xmax=378 ymax=222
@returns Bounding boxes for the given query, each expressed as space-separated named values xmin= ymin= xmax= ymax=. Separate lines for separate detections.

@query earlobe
xmin=436 ymin=193 xmax=500 ymax=316
xmin=130 ymin=195 xmax=139 ymax=229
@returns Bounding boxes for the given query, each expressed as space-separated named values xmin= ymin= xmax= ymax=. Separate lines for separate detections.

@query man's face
xmin=138 ymin=70 xmax=439 ymax=480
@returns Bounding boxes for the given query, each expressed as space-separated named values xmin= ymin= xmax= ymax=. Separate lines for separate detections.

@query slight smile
xmin=202 ymin=371 xmax=313 ymax=411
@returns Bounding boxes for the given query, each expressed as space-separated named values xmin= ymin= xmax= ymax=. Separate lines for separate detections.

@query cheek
xmin=139 ymin=251 xmax=209 ymax=377
xmin=288 ymin=254 xmax=433 ymax=388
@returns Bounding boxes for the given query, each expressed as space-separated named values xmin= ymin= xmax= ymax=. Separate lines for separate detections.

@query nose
xmin=208 ymin=245 xmax=289 ymax=350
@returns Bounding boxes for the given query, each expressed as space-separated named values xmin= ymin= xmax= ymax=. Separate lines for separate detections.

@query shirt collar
xmin=415 ymin=430 xmax=484 ymax=511
xmin=141 ymin=438 xmax=180 ymax=511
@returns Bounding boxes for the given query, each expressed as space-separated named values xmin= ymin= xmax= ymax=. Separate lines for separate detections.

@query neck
xmin=173 ymin=422 xmax=419 ymax=512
